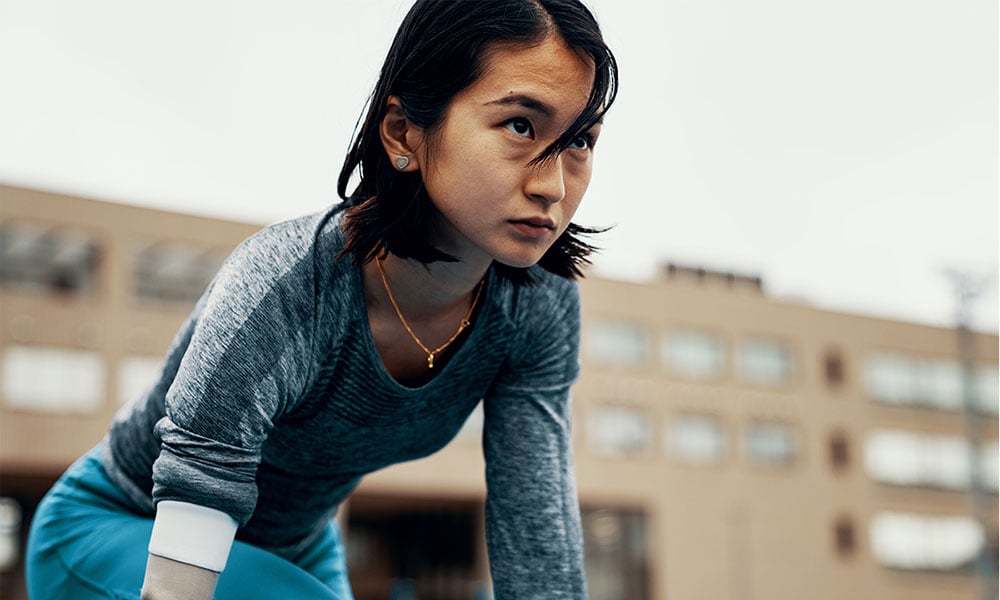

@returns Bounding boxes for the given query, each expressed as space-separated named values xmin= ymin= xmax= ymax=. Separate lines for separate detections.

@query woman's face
xmin=414 ymin=34 xmax=600 ymax=270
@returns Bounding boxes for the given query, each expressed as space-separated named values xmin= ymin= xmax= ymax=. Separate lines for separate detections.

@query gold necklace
xmin=375 ymin=255 xmax=485 ymax=369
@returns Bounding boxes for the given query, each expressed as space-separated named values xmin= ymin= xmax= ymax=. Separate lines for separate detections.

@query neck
xmin=364 ymin=253 xmax=489 ymax=319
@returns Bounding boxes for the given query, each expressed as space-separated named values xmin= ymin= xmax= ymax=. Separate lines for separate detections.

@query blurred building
xmin=1 ymin=184 xmax=997 ymax=600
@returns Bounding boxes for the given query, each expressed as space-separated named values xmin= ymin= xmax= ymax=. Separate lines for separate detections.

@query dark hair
xmin=337 ymin=0 xmax=618 ymax=285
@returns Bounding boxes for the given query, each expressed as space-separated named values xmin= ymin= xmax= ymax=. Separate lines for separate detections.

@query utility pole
xmin=944 ymin=269 xmax=997 ymax=600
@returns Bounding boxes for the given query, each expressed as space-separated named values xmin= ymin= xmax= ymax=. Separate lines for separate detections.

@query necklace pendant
xmin=427 ymin=353 xmax=435 ymax=369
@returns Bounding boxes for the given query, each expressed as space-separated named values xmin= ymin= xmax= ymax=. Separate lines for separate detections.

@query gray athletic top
xmin=102 ymin=207 xmax=586 ymax=598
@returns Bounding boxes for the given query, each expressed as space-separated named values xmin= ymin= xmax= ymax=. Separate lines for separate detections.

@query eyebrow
xmin=485 ymin=94 xmax=556 ymax=119
xmin=486 ymin=93 xmax=607 ymax=133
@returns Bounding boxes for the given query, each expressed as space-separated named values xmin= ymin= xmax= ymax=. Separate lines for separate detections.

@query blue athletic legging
xmin=25 ymin=446 xmax=353 ymax=600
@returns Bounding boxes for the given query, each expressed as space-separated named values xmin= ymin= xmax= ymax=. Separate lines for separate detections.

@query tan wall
xmin=1 ymin=184 xmax=996 ymax=600
xmin=0 ymin=185 xmax=261 ymax=472
xmin=572 ymin=275 xmax=997 ymax=600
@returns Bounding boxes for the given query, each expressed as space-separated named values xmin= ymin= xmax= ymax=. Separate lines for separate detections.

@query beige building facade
xmin=1 ymin=184 xmax=997 ymax=599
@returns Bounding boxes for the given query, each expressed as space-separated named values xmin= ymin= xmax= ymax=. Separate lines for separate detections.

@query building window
xmin=980 ymin=442 xmax=999 ymax=492
xmin=864 ymin=430 xmax=971 ymax=490
xmin=0 ymin=221 xmax=101 ymax=296
xmin=584 ymin=320 xmax=651 ymax=369
xmin=117 ymin=356 xmax=164 ymax=406
xmin=834 ymin=515 xmax=856 ymax=558
xmin=744 ymin=422 xmax=798 ymax=466
xmin=587 ymin=406 xmax=653 ymax=458
xmin=913 ymin=359 xmax=963 ymax=410
xmin=345 ymin=503 xmax=484 ymax=597
xmin=863 ymin=353 xmax=912 ymax=404
xmin=974 ymin=367 xmax=999 ymax=415
xmin=133 ymin=242 xmax=227 ymax=304
xmin=736 ymin=338 xmax=793 ymax=384
xmin=824 ymin=348 xmax=845 ymax=388
xmin=666 ymin=415 xmax=726 ymax=465
xmin=0 ymin=497 xmax=22 ymax=572
xmin=829 ymin=431 xmax=850 ymax=472
xmin=869 ymin=512 xmax=984 ymax=572
xmin=863 ymin=353 xmax=965 ymax=411
xmin=1 ymin=346 xmax=105 ymax=414
xmin=662 ymin=330 xmax=725 ymax=379
xmin=582 ymin=508 xmax=650 ymax=600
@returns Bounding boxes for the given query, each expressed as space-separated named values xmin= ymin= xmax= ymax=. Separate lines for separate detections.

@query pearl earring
xmin=394 ymin=156 xmax=410 ymax=170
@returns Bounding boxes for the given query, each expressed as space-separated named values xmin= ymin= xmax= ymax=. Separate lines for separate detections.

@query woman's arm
xmin=141 ymin=555 xmax=219 ymax=600
xmin=138 ymin=216 xmax=323 ymax=596
xmin=482 ymin=277 xmax=586 ymax=598
xmin=140 ymin=501 xmax=238 ymax=600
xmin=483 ymin=384 xmax=587 ymax=598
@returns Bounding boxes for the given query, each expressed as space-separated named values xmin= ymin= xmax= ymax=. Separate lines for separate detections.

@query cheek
xmin=422 ymin=135 xmax=500 ymax=198
xmin=557 ymin=169 xmax=592 ymax=224
xmin=566 ymin=162 xmax=594 ymax=199
xmin=560 ymin=198 xmax=584 ymax=230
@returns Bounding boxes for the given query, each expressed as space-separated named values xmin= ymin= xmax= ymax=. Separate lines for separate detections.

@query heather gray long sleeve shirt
xmin=102 ymin=207 xmax=587 ymax=598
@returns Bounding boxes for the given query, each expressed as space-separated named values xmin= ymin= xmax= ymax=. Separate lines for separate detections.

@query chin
xmin=485 ymin=240 xmax=554 ymax=270
xmin=492 ymin=252 xmax=546 ymax=270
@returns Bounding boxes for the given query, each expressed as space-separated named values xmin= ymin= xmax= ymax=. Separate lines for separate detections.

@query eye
xmin=570 ymin=132 xmax=595 ymax=151
xmin=504 ymin=117 xmax=534 ymax=138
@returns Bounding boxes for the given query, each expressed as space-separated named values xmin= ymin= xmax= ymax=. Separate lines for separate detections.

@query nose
xmin=524 ymin=155 xmax=566 ymax=205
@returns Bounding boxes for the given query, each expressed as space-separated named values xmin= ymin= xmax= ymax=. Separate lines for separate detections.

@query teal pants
xmin=25 ymin=446 xmax=353 ymax=600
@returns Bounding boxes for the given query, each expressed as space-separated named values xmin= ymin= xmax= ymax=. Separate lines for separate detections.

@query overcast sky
xmin=1 ymin=0 xmax=997 ymax=332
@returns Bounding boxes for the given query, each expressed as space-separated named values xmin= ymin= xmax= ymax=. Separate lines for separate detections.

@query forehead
xmin=460 ymin=35 xmax=595 ymax=122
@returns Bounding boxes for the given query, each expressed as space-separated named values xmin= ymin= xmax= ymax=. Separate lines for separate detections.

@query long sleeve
xmin=151 ymin=217 xmax=320 ymax=526
xmin=482 ymin=279 xmax=587 ymax=599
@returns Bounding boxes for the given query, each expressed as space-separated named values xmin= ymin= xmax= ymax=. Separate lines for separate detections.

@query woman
xmin=25 ymin=1 xmax=618 ymax=598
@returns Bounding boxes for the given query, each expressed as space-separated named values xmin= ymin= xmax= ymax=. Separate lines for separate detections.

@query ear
xmin=380 ymin=96 xmax=423 ymax=172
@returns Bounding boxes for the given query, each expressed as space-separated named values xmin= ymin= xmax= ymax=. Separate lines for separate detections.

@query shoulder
xmin=205 ymin=207 xmax=344 ymax=317
xmin=227 ymin=209 xmax=338 ymax=273
xmin=488 ymin=266 xmax=582 ymax=388
xmin=504 ymin=266 xmax=580 ymax=328
xmin=496 ymin=266 xmax=581 ymax=354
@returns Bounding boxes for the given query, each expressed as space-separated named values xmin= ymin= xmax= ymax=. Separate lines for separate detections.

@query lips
xmin=509 ymin=217 xmax=556 ymax=230
xmin=508 ymin=217 xmax=556 ymax=240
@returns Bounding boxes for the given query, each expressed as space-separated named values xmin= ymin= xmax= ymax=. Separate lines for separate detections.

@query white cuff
xmin=148 ymin=501 xmax=238 ymax=573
